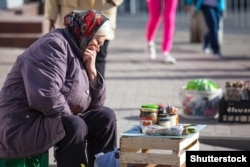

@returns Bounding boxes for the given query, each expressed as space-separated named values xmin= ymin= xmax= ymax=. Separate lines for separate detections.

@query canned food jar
xmin=168 ymin=114 xmax=177 ymax=127
xmin=140 ymin=108 xmax=158 ymax=124
xmin=158 ymin=117 xmax=170 ymax=128
xmin=157 ymin=113 xmax=167 ymax=123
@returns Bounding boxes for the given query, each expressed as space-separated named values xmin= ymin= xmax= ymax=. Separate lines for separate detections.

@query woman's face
xmin=86 ymin=36 xmax=106 ymax=52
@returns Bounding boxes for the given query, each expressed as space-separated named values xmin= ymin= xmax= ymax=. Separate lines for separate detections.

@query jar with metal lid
xmin=140 ymin=108 xmax=158 ymax=124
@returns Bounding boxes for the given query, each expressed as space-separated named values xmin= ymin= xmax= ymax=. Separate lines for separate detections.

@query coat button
xmin=85 ymin=90 xmax=89 ymax=95
xmin=26 ymin=115 xmax=30 ymax=119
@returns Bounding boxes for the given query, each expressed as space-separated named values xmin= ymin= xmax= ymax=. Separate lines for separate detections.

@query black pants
xmin=201 ymin=5 xmax=222 ymax=54
xmin=96 ymin=40 xmax=109 ymax=78
xmin=55 ymin=106 xmax=117 ymax=167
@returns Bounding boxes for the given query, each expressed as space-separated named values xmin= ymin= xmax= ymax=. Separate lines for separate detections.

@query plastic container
xmin=179 ymin=88 xmax=223 ymax=119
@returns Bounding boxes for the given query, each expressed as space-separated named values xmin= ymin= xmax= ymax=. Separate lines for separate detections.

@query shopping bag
xmin=94 ymin=148 xmax=120 ymax=167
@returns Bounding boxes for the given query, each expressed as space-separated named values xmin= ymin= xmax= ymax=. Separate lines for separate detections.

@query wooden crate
xmin=120 ymin=133 xmax=199 ymax=167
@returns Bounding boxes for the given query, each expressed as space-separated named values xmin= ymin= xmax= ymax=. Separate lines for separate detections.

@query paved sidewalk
xmin=109 ymin=14 xmax=250 ymax=148
xmin=0 ymin=14 xmax=250 ymax=166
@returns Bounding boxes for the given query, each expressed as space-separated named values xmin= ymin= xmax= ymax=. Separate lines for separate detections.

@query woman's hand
xmin=83 ymin=45 xmax=98 ymax=82
xmin=82 ymin=36 xmax=105 ymax=85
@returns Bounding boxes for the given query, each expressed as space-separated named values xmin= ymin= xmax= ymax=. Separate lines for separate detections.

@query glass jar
xmin=158 ymin=117 xmax=170 ymax=128
xmin=158 ymin=103 xmax=164 ymax=114
xmin=140 ymin=108 xmax=158 ymax=124
xmin=168 ymin=114 xmax=177 ymax=127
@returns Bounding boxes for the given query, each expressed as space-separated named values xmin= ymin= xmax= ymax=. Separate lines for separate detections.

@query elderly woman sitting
xmin=0 ymin=10 xmax=117 ymax=167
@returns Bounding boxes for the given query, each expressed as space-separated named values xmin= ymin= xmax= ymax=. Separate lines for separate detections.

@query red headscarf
xmin=64 ymin=10 xmax=109 ymax=50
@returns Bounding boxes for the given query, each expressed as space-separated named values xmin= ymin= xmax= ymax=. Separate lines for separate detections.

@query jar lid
xmin=141 ymin=103 xmax=159 ymax=109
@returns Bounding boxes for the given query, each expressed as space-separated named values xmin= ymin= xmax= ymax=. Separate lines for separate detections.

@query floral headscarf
xmin=64 ymin=10 xmax=109 ymax=50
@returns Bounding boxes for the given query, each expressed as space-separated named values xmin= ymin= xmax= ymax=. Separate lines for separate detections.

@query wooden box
xmin=120 ymin=133 xmax=199 ymax=167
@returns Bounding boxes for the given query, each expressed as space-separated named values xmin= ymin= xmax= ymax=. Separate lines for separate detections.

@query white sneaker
xmin=163 ymin=54 xmax=176 ymax=64
xmin=146 ymin=42 xmax=156 ymax=60
xmin=203 ymin=48 xmax=211 ymax=55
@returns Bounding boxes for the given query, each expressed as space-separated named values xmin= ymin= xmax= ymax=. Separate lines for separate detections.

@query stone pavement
xmin=0 ymin=14 xmax=250 ymax=166
xmin=108 ymin=14 xmax=250 ymax=149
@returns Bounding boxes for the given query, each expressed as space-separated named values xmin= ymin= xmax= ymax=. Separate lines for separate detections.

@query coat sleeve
xmin=87 ymin=72 xmax=107 ymax=111
xmin=20 ymin=38 xmax=71 ymax=117
xmin=44 ymin=0 xmax=60 ymax=21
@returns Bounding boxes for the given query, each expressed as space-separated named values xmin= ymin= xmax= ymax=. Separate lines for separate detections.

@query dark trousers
xmin=201 ymin=5 xmax=222 ymax=54
xmin=96 ymin=40 xmax=109 ymax=78
xmin=54 ymin=106 xmax=117 ymax=167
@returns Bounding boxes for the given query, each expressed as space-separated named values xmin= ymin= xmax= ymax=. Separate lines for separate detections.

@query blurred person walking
xmin=185 ymin=0 xmax=226 ymax=58
xmin=44 ymin=0 xmax=124 ymax=77
xmin=145 ymin=0 xmax=178 ymax=64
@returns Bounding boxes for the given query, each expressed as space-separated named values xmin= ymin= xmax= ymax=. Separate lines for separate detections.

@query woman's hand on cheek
xmin=83 ymin=48 xmax=97 ymax=81
xmin=86 ymin=45 xmax=98 ymax=52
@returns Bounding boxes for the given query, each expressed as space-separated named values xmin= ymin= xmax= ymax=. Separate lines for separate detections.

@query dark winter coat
xmin=0 ymin=29 xmax=106 ymax=158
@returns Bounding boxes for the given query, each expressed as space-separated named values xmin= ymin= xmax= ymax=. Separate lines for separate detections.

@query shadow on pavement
xmin=199 ymin=136 xmax=250 ymax=150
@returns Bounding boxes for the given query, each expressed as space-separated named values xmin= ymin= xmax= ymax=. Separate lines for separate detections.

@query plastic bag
xmin=94 ymin=148 xmax=120 ymax=167
xmin=141 ymin=124 xmax=184 ymax=136
xmin=184 ymin=79 xmax=220 ymax=91
xmin=180 ymin=79 xmax=223 ymax=118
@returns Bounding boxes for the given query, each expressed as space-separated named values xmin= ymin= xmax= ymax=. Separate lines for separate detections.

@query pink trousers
xmin=146 ymin=0 xmax=178 ymax=53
